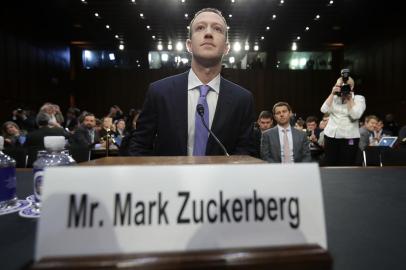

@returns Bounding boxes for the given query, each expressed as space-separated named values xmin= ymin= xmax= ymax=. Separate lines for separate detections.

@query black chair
xmin=3 ymin=147 xmax=27 ymax=168
xmin=381 ymin=148 xmax=406 ymax=166
xmin=68 ymin=146 xmax=91 ymax=163
xmin=361 ymin=146 xmax=387 ymax=166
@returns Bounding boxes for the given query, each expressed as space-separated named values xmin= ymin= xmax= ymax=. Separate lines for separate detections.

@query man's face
xmin=258 ymin=117 xmax=272 ymax=132
xmin=306 ymin=121 xmax=317 ymax=131
xmin=319 ymin=117 xmax=329 ymax=129
xmin=365 ymin=119 xmax=378 ymax=132
xmin=186 ymin=11 xmax=229 ymax=65
xmin=83 ymin=116 xmax=96 ymax=129
xmin=274 ymin=106 xmax=291 ymax=126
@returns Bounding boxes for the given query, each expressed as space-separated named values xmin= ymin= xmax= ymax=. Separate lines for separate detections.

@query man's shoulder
xmin=221 ymin=77 xmax=252 ymax=97
xmin=150 ymin=71 xmax=188 ymax=89
xmin=263 ymin=126 xmax=278 ymax=136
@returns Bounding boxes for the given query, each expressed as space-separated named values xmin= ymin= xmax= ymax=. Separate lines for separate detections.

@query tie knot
xmin=283 ymin=128 xmax=289 ymax=133
xmin=199 ymin=85 xmax=210 ymax=97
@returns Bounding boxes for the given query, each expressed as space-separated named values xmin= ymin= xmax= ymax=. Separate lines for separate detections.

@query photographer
xmin=320 ymin=70 xmax=366 ymax=166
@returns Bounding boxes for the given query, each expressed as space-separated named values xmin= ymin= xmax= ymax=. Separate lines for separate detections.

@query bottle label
xmin=0 ymin=167 xmax=17 ymax=202
xmin=33 ymin=168 xmax=44 ymax=203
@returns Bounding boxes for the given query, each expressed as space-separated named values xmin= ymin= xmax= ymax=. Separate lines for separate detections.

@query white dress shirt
xmin=321 ymin=93 xmax=366 ymax=139
xmin=277 ymin=125 xmax=294 ymax=162
xmin=187 ymin=69 xmax=220 ymax=156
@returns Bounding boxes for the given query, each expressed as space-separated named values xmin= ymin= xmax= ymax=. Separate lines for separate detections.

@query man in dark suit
xmin=70 ymin=113 xmax=100 ymax=149
xmin=261 ymin=102 xmax=311 ymax=163
xmin=24 ymin=112 xmax=68 ymax=149
xmin=128 ymin=8 xmax=255 ymax=156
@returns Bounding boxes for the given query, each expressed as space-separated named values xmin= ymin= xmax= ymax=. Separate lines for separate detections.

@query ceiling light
xmin=254 ymin=45 xmax=259 ymax=51
xmin=291 ymin=42 xmax=297 ymax=51
xmin=168 ymin=44 xmax=173 ymax=50
xmin=229 ymin=14 xmax=232 ymax=18
xmin=261 ymin=36 xmax=265 ymax=40
xmin=233 ymin=42 xmax=241 ymax=52
xmin=280 ymin=0 xmax=284 ymax=4
xmin=315 ymin=14 xmax=320 ymax=20
xmin=272 ymin=14 xmax=277 ymax=20
xmin=229 ymin=57 xmax=235 ymax=64
xmin=131 ymin=0 xmax=136 ymax=2
xmin=140 ymin=13 xmax=144 ymax=18
xmin=176 ymin=42 xmax=183 ymax=51
xmin=231 ymin=0 xmax=235 ymax=3
xmin=329 ymin=0 xmax=334 ymax=4
xmin=109 ymin=53 xmax=115 ymax=61
xmin=105 ymin=25 xmax=110 ymax=29
xmin=227 ymin=26 xmax=230 ymax=30
xmin=297 ymin=36 xmax=301 ymax=40
xmin=184 ymin=13 xmax=188 ymax=18
xmin=157 ymin=44 xmax=163 ymax=51
xmin=94 ymin=12 xmax=99 ymax=17
xmin=187 ymin=26 xmax=190 ymax=30
xmin=305 ymin=26 xmax=310 ymax=31
xmin=152 ymin=35 xmax=156 ymax=39
xmin=146 ymin=25 xmax=150 ymax=30
xmin=119 ymin=44 xmax=125 ymax=50
xmin=244 ymin=44 xmax=250 ymax=51
xmin=115 ymin=34 xmax=119 ymax=39
xmin=266 ymin=26 xmax=270 ymax=30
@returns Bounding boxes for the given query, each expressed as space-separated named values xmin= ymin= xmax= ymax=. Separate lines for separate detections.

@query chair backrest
xmin=68 ymin=146 xmax=91 ymax=163
xmin=381 ymin=148 xmax=406 ymax=166
xmin=362 ymin=146 xmax=383 ymax=166
xmin=3 ymin=147 xmax=28 ymax=168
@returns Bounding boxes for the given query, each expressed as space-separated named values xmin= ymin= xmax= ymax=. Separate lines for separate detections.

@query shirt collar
xmin=277 ymin=124 xmax=291 ymax=132
xmin=188 ymin=68 xmax=220 ymax=94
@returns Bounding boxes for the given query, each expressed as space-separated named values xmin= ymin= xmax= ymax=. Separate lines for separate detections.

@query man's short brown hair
xmin=272 ymin=102 xmax=292 ymax=114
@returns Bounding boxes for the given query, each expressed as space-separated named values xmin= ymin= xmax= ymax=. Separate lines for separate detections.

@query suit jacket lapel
xmin=171 ymin=71 xmax=188 ymax=154
xmin=207 ymin=77 xmax=234 ymax=152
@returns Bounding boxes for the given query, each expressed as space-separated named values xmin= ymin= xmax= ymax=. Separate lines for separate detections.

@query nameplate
xmin=36 ymin=163 xmax=326 ymax=260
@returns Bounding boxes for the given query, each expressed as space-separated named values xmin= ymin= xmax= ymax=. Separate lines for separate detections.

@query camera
xmin=336 ymin=68 xmax=351 ymax=97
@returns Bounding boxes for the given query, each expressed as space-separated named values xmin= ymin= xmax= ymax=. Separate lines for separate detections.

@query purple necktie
xmin=193 ymin=85 xmax=210 ymax=156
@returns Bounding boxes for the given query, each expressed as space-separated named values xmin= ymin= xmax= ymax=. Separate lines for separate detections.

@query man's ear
xmin=186 ymin=39 xmax=192 ymax=53
xmin=224 ymin=42 xmax=230 ymax=55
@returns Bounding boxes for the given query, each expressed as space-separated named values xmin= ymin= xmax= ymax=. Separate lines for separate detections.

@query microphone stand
xmin=197 ymin=110 xmax=230 ymax=157
xmin=105 ymin=129 xmax=110 ymax=157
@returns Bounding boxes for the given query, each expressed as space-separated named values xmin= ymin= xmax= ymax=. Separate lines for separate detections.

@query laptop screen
xmin=378 ymin=136 xmax=398 ymax=147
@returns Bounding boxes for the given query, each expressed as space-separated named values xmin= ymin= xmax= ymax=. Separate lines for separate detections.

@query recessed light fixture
xmin=297 ymin=36 xmax=301 ymax=40
xmin=119 ymin=44 xmax=125 ymax=50
xmin=266 ymin=26 xmax=270 ymax=30
xmin=105 ymin=25 xmax=110 ymax=29
xmin=315 ymin=14 xmax=320 ymax=20
xmin=272 ymin=14 xmax=277 ymax=20
xmin=94 ymin=12 xmax=99 ymax=17
xmin=140 ymin=13 xmax=144 ymax=18
xmin=305 ymin=26 xmax=310 ymax=31
xmin=146 ymin=25 xmax=150 ymax=30
xmin=261 ymin=36 xmax=265 ymax=40
xmin=184 ymin=13 xmax=188 ymax=18
xmin=254 ymin=45 xmax=259 ymax=51
xmin=152 ymin=35 xmax=156 ymax=39
xmin=229 ymin=14 xmax=232 ymax=18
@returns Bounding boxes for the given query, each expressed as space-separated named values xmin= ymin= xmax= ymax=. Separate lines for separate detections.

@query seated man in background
xmin=251 ymin=110 xmax=273 ymax=158
xmin=261 ymin=102 xmax=311 ymax=163
xmin=359 ymin=115 xmax=378 ymax=151
xmin=70 ymin=113 xmax=100 ymax=149
xmin=24 ymin=112 xmax=68 ymax=150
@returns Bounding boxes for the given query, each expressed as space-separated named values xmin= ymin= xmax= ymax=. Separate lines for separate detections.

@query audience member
xmin=383 ymin=113 xmax=399 ymax=136
xmin=261 ymin=102 xmax=311 ymax=163
xmin=1 ymin=121 xmax=26 ymax=148
xmin=359 ymin=115 xmax=378 ymax=151
xmin=69 ymin=113 xmax=100 ymax=149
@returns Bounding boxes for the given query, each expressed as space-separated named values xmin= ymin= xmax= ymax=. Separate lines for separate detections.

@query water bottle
xmin=22 ymin=136 xmax=76 ymax=218
xmin=0 ymin=136 xmax=17 ymax=211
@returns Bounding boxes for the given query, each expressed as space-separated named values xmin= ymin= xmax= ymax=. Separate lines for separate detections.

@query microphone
xmin=196 ymin=104 xmax=230 ymax=156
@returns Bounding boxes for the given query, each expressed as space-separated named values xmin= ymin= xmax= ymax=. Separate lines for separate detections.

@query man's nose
xmin=204 ymin=27 xmax=214 ymax=38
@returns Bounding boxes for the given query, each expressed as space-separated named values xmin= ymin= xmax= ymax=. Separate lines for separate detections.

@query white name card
xmin=36 ymin=163 xmax=327 ymax=260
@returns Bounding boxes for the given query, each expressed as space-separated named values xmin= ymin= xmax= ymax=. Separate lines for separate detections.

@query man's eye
xmin=196 ymin=25 xmax=205 ymax=31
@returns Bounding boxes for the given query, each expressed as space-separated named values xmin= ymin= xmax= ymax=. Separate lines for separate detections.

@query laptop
xmin=377 ymin=136 xmax=398 ymax=147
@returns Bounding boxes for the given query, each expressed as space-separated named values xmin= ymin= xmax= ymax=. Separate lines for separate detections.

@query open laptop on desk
xmin=377 ymin=136 xmax=398 ymax=147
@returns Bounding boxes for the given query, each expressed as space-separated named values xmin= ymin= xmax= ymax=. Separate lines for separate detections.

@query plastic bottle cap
xmin=44 ymin=136 xmax=65 ymax=151
xmin=0 ymin=136 xmax=4 ymax=150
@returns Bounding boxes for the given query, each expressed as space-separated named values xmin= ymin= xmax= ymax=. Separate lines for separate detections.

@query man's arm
xmin=260 ymin=131 xmax=277 ymax=163
xmin=233 ymin=94 xmax=256 ymax=155
xmin=300 ymin=132 xmax=312 ymax=162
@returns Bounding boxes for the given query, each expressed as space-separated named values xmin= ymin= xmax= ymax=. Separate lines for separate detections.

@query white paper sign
xmin=36 ymin=163 xmax=326 ymax=260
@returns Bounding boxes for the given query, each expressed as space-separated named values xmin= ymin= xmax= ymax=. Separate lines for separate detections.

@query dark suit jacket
xmin=128 ymin=71 xmax=255 ymax=156
xmin=260 ymin=126 xmax=311 ymax=163
xmin=70 ymin=126 xmax=100 ymax=149
xmin=24 ymin=127 xmax=68 ymax=149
